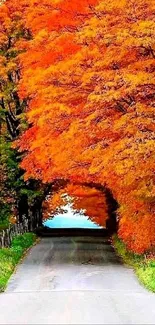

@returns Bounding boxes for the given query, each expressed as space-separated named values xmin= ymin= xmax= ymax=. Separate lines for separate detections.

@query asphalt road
xmin=0 ymin=236 xmax=155 ymax=324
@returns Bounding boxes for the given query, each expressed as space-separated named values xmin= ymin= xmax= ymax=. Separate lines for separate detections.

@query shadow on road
xmin=36 ymin=226 xmax=109 ymax=237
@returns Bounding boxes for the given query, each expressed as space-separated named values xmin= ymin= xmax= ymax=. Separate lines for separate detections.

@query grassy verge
xmin=0 ymin=233 xmax=37 ymax=292
xmin=113 ymin=234 xmax=155 ymax=293
xmin=0 ymin=221 xmax=10 ymax=231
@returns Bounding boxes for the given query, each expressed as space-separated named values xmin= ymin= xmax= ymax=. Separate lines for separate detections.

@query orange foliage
xmin=43 ymin=184 xmax=108 ymax=228
xmin=3 ymin=0 xmax=154 ymax=253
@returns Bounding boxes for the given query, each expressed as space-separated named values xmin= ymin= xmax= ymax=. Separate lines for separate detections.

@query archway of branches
xmin=41 ymin=181 xmax=118 ymax=234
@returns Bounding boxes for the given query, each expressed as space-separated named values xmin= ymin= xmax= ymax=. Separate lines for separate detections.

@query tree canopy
xmin=1 ymin=0 xmax=155 ymax=253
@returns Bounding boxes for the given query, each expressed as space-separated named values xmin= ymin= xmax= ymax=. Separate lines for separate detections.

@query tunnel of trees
xmin=42 ymin=182 xmax=118 ymax=233
xmin=0 ymin=0 xmax=155 ymax=254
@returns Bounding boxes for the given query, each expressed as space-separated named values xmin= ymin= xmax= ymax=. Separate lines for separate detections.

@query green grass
xmin=0 ymin=233 xmax=37 ymax=292
xmin=0 ymin=221 xmax=10 ymax=231
xmin=136 ymin=260 xmax=155 ymax=292
xmin=113 ymin=234 xmax=155 ymax=293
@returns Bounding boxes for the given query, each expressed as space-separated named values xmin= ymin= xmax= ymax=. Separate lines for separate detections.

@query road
xmin=0 ymin=236 xmax=155 ymax=324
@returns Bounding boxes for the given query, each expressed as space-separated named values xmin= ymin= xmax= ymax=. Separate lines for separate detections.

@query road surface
xmin=0 ymin=236 xmax=155 ymax=324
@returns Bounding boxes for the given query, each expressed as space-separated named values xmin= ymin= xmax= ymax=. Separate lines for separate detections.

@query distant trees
xmin=43 ymin=184 xmax=109 ymax=228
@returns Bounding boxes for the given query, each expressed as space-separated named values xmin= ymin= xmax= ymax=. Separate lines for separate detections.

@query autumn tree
xmin=0 ymin=0 xmax=44 ymax=228
xmin=11 ymin=0 xmax=155 ymax=253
